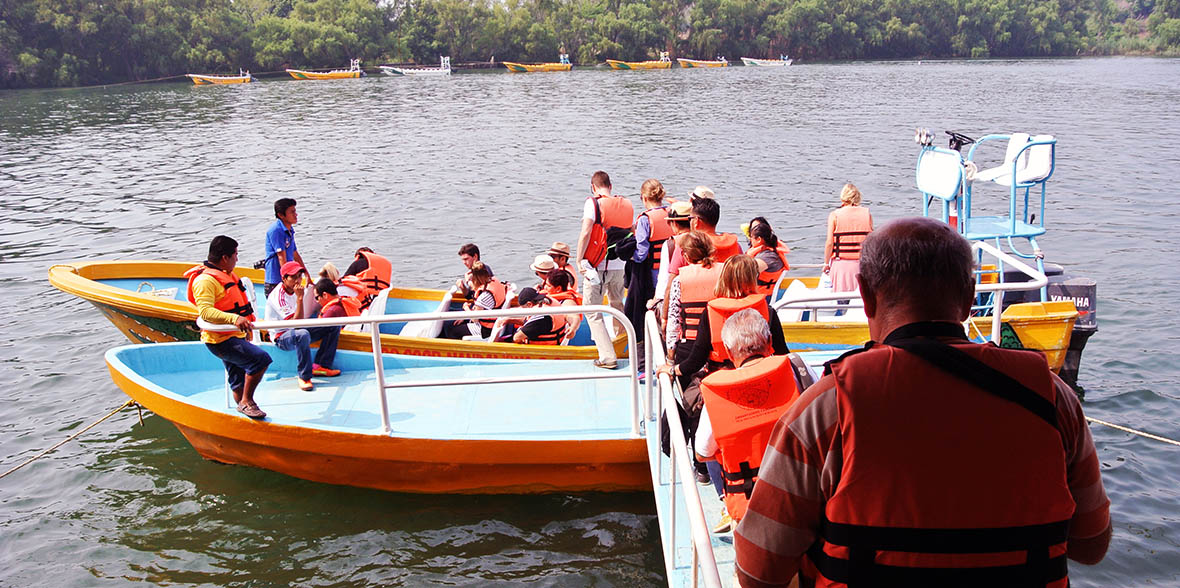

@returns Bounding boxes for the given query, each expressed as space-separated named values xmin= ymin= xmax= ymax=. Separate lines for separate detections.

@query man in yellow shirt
xmin=188 ymin=235 xmax=272 ymax=419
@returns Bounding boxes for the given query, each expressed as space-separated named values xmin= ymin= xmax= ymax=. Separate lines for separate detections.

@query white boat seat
xmin=973 ymin=133 xmax=1030 ymax=183
xmin=994 ymin=134 xmax=1054 ymax=186
xmin=916 ymin=147 xmax=964 ymax=201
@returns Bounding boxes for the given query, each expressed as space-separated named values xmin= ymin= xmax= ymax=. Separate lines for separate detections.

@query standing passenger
xmin=187 ymin=235 xmax=271 ymax=419
xmin=823 ymin=182 xmax=873 ymax=293
xmin=735 ymin=218 xmax=1111 ymax=586
xmin=575 ymin=170 xmax=634 ymax=369
xmin=264 ymin=198 xmax=305 ymax=297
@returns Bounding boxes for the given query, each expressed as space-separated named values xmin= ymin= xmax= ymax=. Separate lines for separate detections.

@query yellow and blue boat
xmin=607 ymin=52 xmax=672 ymax=70
xmin=677 ymin=57 xmax=729 ymax=68
xmin=286 ymin=59 xmax=365 ymax=80
xmin=186 ymin=70 xmax=254 ymax=84
xmin=49 ymin=260 xmax=626 ymax=361
xmin=503 ymin=54 xmax=572 ymax=73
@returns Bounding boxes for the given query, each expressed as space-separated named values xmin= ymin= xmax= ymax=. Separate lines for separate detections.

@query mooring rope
xmin=1086 ymin=416 xmax=1180 ymax=447
xmin=0 ymin=399 xmax=135 ymax=481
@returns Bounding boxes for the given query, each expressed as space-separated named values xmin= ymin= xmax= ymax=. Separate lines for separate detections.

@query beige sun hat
xmin=530 ymin=254 xmax=558 ymax=273
xmin=689 ymin=185 xmax=715 ymax=199
xmin=546 ymin=242 xmax=571 ymax=257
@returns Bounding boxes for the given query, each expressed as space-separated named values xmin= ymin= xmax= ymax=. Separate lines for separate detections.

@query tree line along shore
xmin=3 ymin=0 xmax=1179 ymax=89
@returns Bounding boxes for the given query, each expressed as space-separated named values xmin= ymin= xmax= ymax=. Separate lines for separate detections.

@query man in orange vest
xmin=695 ymin=308 xmax=799 ymax=534
xmin=574 ymin=170 xmax=634 ymax=369
xmin=735 ymin=218 xmax=1111 ymax=587
xmin=188 ymin=235 xmax=272 ymax=419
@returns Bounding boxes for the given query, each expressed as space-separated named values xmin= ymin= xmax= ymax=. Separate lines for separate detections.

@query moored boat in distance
xmin=740 ymin=55 xmax=793 ymax=66
xmin=186 ymin=70 xmax=254 ymax=84
xmin=606 ymin=51 xmax=672 ymax=70
xmin=104 ymin=305 xmax=649 ymax=494
xmin=503 ymin=53 xmax=572 ymax=73
xmin=677 ymin=57 xmax=729 ymax=68
xmin=382 ymin=56 xmax=452 ymax=76
xmin=48 ymin=260 xmax=626 ymax=361
xmin=287 ymin=58 xmax=365 ymax=80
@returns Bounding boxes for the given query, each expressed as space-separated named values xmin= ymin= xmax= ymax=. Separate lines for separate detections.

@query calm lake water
xmin=2 ymin=57 xmax=1178 ymax=585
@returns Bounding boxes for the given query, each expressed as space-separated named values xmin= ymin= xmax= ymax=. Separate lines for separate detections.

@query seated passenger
xmin=530 ymin=255 xmax=558 ymax=290
xmin=511 ymin=287 xmax=569 ymax=345
xmin=546 ymin=242 xmax=579 ymax=291
xmin=454 ymin=243 xmax=494 ymax=299
xmin=441 ymin=261 xmax=507 ymax=340
xmin=694 ymin=308 xmax=800 ymax=533
xmin=543 ymin=269 xmax=582 ymax=340
xmin=338 ymin=247 xmax=391 ymax=313
xmin=744 ymin=217 xmax=790 ymax=297
xmin=264 ymin=262 xmax=342 ymax=392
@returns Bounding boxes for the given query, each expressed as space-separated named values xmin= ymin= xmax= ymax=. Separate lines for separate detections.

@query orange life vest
xmin=524 ymin=303 xmax=569 ymax=345
xmin=545 ymin=287 xmax=582 ymax=305
xmin=810 ymin=322 xmax=1074 ymax=587
xmin=184 ymin=263 xmax=256 ymax=329
xmin=321 ymin=296 xmax=361 ymax=317
xmin=338 ymin=251 xmax=392 ymax=311
xmin=677 ymin=263 xmax=723 ymax=342
xmin=706 ymin=294 xmax=771 ymax=363
xmin=708 ymin=232 xmax=743 ymax=263
xmin=474 ymin=279 xmax=509 ymax=329
xmin=640 ymin=206 xmax=673 ymax=270
xmin=584 ymin=195 xmax=636 ymax=267
xmin=746 ymin=243 xmax=791 ymax=296
xmin=700 ymin=355 xmax=799 ymax=521
xmin=831 ymin=206 xmax=872 ymax=261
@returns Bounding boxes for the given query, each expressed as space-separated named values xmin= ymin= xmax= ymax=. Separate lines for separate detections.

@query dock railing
xmin=772 ymin=240 xmax=1048 ymax=344
xmin=199 ymin=304 xmax=642 ymax=436
xmin=643 ymin=310 xmax=723 ymax=588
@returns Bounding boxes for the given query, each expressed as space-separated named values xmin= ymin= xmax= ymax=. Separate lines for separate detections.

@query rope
xmin=1087 ymin=416 xmax=1180 ymax=447
xmin=0 ymin=399 xmax=135 ymax=481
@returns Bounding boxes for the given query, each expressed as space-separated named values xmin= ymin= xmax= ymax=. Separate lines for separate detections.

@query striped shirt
xmin=734 ymin=369 xmax=1110 ymax=587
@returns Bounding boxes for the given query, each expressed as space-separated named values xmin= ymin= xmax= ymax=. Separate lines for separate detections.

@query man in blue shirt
xmin=264 ymin=198 xmax=305 ymax=296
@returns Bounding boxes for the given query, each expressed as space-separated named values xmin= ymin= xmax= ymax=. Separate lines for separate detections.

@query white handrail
xmin=644 ymin=311 xmax=722 ymax=588
xmin=771 ymin=241 xmax=1048 ymax=344
xmin=198 ymin=304 xmax=640 ymax=436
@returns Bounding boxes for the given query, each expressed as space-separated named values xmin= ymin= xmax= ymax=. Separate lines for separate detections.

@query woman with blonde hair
xmin=823 ymin=183 xmax=873 ymax=292
xmin=626 ymin=178 xmax=674 ymax=343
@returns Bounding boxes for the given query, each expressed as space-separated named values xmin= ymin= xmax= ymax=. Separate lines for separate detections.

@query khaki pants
xmin=583 ymin=267 xmax=625 ymax=362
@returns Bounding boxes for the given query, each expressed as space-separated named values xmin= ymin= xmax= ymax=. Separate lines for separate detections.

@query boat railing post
xmin=370 ymin=320 xmax=392 ymax=434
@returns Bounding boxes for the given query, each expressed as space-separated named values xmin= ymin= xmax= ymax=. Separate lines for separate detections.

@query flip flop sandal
xmin=237 ymin=403 xmax=267 ymax=420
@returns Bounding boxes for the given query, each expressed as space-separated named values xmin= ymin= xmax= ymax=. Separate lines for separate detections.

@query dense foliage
xmin=2 ymin=0 xmax=1178 ymax=88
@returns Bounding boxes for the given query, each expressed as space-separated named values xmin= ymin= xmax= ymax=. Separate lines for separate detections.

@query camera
xmin=253 ymin=259 xmax=267 ymax=270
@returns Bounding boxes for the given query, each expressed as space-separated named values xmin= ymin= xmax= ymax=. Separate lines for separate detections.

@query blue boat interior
xmin=99 ymin=278 xmax=595 ymax=345
xmin=107 ymin=342 xmax=636 ymax=440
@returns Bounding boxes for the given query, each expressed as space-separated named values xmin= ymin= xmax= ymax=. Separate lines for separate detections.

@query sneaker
xmin=593 ymin=358 xmax=618 ymax=370
xmin=712 ymin=510 xmax=734 ymax=534
xmin=299 ymin=378 xmax=315 ymax=391
xmin=694 ymin=469 xmax=712 ymax=485
xmin=312 ymin=364 xmax=341 ymax=377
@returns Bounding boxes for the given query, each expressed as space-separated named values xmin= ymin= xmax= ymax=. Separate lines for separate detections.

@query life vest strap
xmin=833 ymin=230 xmax=870 ymax=256
xmin=721 ymin=460 xmax=758 ymax=498
xmin=226 ymin=302 xmax=255 ymax=317
xmin=807 ymin=539 xmax=1068 ymax=587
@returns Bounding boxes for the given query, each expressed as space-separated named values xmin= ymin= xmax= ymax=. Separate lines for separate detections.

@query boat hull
xmin=740 ymin=57 xmax=792 ymax=67
xmin=106 ymin=344 xmax=649 ymax=494
xmin=606 ymin=59 xmax=672 ymax=70
xmin=502 ymin=62 xmax=572 ymax=73
xmin=187 ymin=74 xmax=253 ymax=85
xmin=677 ymin=59 xmax=728 ymax=68
xmin=49 ymin=261 xmax=627 ymax=360
xmin=286 ymin=69 xmax=363 ymax=80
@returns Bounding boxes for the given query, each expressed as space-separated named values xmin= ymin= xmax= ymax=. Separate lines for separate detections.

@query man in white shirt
xmin=265 ymin=261 xmax=342 ymax=391
xmin=574 ymin=170 xmax=634 ymax=369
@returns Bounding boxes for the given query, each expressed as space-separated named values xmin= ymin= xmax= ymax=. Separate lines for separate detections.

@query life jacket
xmin=338 ymin=251 xmax=392 ymax=311
xmin=809 ymin=322 xmax=1074 ymax=587
xmin=184 ymin=263 xmax=256 ymax=329
xmin=474 ymin=279 xmax=509 ymax=329
xmin=677 ymin=263 xmax=724 ymax=342
xmin=525 ymin=303 xmax=569 ymax=345
xmin=706 ymin=294 xmax=771 ymax=363
xmin=640 ymin=206 xmax=673 ymax=270
xmin=559 ymin=263 xmax=579 ymax=291
xmin=700 ymin=355 xmax=798 ymax=521
xmin=708 ymin=232 xmax=743 ymax=263
xmin=831 ymin=206 xmax=872 ymax=261
xmin=320 ymin=295 xmax=360 ymax=317
xmin=584 ymin=195 xmax=635 ymax=267
xmin=747 ymin=243 xmax=791 ymax=297
xmin=545 ymin=287 xmax=582 ymax=306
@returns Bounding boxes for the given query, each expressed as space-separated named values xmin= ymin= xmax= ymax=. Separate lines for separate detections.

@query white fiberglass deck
xmin=109 ymin=342 xmax=636 ymax=440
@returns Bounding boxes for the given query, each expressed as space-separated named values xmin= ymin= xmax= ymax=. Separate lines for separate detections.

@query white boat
xmin=740 ymin=55 xmax=793 ymax=67
xmin=381 ymin=56 xmax=452 ymax=76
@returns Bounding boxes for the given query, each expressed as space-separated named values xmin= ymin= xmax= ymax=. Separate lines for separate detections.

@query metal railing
xmin=771 ymin=240 xmax=1048 ymax=344
xmin=643 ymin=310 xmax=723 ymax=588
xmin=199 ymin=303 xmax=642 ymax=436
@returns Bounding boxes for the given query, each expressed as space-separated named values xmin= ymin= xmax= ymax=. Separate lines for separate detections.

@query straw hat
xmin=689 ymin=185 xmax=715 ymax=200
xmin=546 ymin=242 xmax=571 ymax=258
xmin=666 ymin=201 xmax=693 ymax=221
xmin=530 ymin=254 xmax=558 ymax=273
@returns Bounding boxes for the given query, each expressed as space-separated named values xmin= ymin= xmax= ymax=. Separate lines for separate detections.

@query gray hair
xmin=858 ymin=218 xmax=975 ymax=311
xmin=720 ymin=308 xmax=771 ymax=359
